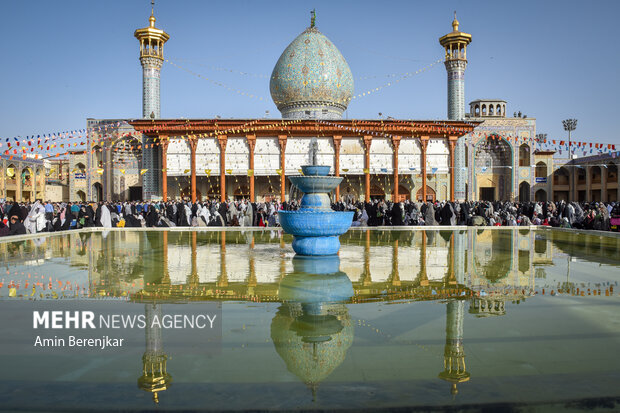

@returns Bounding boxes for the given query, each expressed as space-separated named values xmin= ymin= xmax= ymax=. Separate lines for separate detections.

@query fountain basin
xmin=301 ymin=165 xmax=331 ymax=176
xmin=279 ymin=211 xmax=354 ymax=237
xmin=288 ymin=176 xmax=343 ymax=194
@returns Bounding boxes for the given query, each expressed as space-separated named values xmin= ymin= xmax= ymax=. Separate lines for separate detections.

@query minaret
xmin=439 ymin=13 xmax=471 ymax=200
xmin=138 ymin=303 xmax=172 ymax=404
xmin=438 ymin=300 xmax=470 ymax=396
xmin=134 ymin=2 xmax=169 ymax=200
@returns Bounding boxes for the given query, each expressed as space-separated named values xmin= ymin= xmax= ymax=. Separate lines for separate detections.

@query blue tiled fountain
xmin=279 ymin=165 xmax=354 ymax=256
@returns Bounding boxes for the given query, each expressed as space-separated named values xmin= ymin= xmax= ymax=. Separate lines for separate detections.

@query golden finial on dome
xmin=310 ymin=9 xmax=316 ymax=28
xmin=452 ymin=11 xmax=459 ymax=31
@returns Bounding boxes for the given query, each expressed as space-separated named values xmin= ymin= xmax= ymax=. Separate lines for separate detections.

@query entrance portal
xmin=416 ymin=186 xmax=436 ymax=202
xmin=480 ymin=187 xmax=494 ymax=201
xmin=129 ymin=186 xmax=142 ymax=201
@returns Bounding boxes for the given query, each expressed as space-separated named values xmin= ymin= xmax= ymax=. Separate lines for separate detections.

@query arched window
xmin=92 ymin=145 xmax=103 ymax=168
xmin=577 ymin=167 xmax=586 ymax=184
xmin=475 ymin=105 xmax=480 ymax=116
xmin=535 ymin=161 xmax=547 ymax=178
xmin=75 ymin=163 xmax=86 ymax=173
xmin=496 ymin=104 xmax=501 ymax=116
xmin=519 ymin=181 xmax=531 ymax=201
xmin=591 ymin=166 xmax=602 ymax=184
xmin=535 ymin=189 xmax=547 ymax=202
xmin=553 ymin=167 xmax=569 ymax=185
xmin=607 ymin=163 xmax=618 ymax=182
xmin=21 ymin=168 xmax=32 ymax=186
xmin=519 ymin=144 xmax=530 ymax=166
xmin=482 ymin=104 xmax=487 ymax=116
xmin=6 ymin=164 xmax=17 ymax=183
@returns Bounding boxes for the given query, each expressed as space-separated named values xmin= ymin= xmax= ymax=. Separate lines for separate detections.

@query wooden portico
xmin=129 ymin=119 xmax=477 ymax=203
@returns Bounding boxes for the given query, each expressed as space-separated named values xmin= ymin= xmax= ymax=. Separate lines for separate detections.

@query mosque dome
xmin=270 ymin=22 xmax=354 ymax=120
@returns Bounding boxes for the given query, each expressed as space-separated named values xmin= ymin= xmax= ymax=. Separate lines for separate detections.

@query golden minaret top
xmin=134 ymin=0 xmax=170 ymax=60
xmin=439 ymin=12 xmax=472 ymax=61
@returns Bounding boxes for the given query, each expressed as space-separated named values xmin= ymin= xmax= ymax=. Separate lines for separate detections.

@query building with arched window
xmin=462 ymin=100 xmax=538 ymax=201
xmin=0 ymin=154 xmax=46 ymax=202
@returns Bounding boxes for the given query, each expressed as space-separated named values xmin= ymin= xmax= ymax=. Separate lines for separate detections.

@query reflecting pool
xmin=0 ymin=228 xmax=619 ymax=411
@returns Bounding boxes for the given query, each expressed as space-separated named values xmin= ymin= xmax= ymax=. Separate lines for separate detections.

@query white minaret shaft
xmin=439 ymin=14 xmax=472 ymax=201
xmin=134 ymin=8 xmax=169 ymax=199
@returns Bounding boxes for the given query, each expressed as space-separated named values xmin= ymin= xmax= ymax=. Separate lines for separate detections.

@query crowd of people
xmin=1 ymin=198 xmax=618 ymax=237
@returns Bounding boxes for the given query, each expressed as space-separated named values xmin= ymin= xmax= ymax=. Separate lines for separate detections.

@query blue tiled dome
xmin=270 ymin=26 xmax=354 ymax=119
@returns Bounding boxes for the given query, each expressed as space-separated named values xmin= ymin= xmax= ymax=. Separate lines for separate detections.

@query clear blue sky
xmin=0 ymin=0 xmax=618 ymax=147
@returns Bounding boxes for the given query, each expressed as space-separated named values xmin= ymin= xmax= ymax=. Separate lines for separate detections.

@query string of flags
xmin=1 ymin=117 xmax=618 ymax=163
xmin=166 ymin=57 xmax=443 ymax=105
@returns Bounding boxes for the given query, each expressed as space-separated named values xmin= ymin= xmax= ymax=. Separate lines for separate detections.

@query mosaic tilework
xmin=445 ymin=60 xmax=467 ymax=121
xmin=445 ymin=59 xmax=467 ymax=199
xmin=270 ymin=27 xmax=354 ymax=119
xmin=140 ymin=56 xmax=163 ymax=199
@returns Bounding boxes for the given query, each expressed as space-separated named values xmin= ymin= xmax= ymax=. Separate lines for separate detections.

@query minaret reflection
xmin=138 ymin=303 xmax=172 ymax=404
xmin=271 ymin=255 xmax=354 ymax=401
xmin=439 ymin=299 xmax=470 ymax=396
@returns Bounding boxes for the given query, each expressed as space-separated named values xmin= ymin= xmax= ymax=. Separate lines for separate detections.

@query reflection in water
xmin=138 ymin=303 xmax=171 ymax=404
xmin=3 ymin=228 xmax=619 ymax=302
xmin=1 ymin=229 xmax=619 ymax=406
xmin=272 ymin=256 xmax=354 ymax=401
xmin=440 ymin=300 xmax=470 ymax=395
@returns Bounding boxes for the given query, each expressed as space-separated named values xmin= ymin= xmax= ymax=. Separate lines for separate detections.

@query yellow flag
xmin=276 ymin=169 xmax=282 ymax=175
xmin=226 ymin=169 xmax=232 ymax=174
xmin=97 ymin=168 xmax=104 ymax=175
xmin=6 ymin=167 xmax=15 ymax=177
xmin=205 ymin=169 xmax=211 ymax=176
xmin=49 ymin=168 xmax=55 ymax=174
xmin=247 ymin=169 xmax=254 ymax=176
xmin=184 ymin=169 xmax=191 ymax=174
xmin=363 ymin=168 xmax=370 ymax=174
xmin=119 ymin=169 xmax=126 ymax=175
xmin=298 ymin=169 xmax=303 ymax=174
xmin=162 ymin=168 xmax=167 ymax=172
xmin=140 ymin=169 xmax=148 ymax=175
xmin=342 ymin=168 xmax=349 ymax=172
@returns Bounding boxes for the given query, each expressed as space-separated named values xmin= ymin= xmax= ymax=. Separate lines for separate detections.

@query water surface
xmin=0 ymin=228 xmax=619 ymax=412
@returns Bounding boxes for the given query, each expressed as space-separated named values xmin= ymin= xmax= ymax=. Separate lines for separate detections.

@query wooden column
xmin=364 ymin=136 xmax=372 ymax=203
xmin=161 ymin=230 xmax=170 ymax=285
xmin=419 ymin=231 xmax=429 ymax=286
xmin=420 ymin=136 xmax=429 ymax=202
xmin=246 ymin=134 xmax=256 ymax=202
xmin=278 ymin=135 xmax=287 ymax=202
xmin=160 ymin=136 xmax=169 ymax=201
xmin=218 ymin=135 xmax=227 ymax=202
xmin=190 ymin=231 xmax=198 ymax=288
xmin=189 ymin=137 xmax=197 ymax=203
xmin=448 ymin=136 xmax=457 ymax=202
xmin=392 ymin=136 xmax=401 ymax=201
xmin=333 ymin=135 xmax=342 ymax=201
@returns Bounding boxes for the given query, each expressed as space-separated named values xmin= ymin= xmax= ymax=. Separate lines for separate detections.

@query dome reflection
xmin=271 ymin=255 xmax=354 ymax=400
